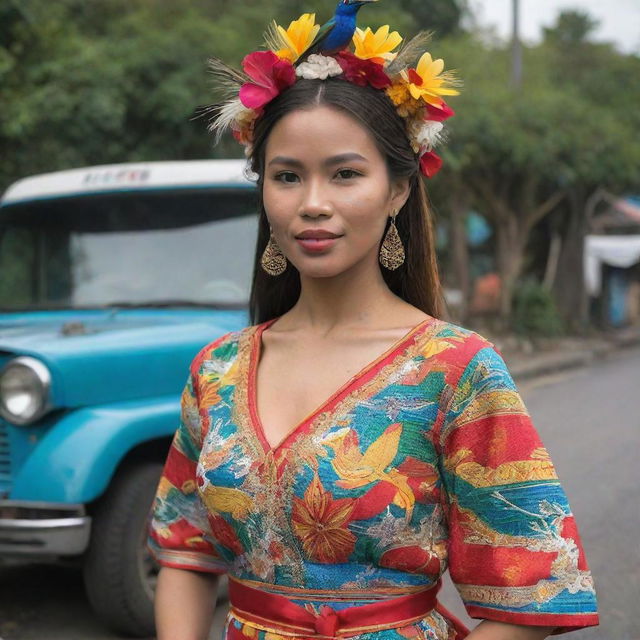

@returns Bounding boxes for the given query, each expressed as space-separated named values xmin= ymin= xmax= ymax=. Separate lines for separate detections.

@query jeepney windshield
xmin=0 ymin=188 xmax=259 ymax=310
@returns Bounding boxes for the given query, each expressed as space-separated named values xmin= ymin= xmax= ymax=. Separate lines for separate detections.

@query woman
xmin=148 ymin=14 xmax=598 ymax=640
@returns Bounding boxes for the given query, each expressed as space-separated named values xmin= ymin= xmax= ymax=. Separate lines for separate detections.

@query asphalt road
xmin=1 ymin=347 xmax=638 ymax=640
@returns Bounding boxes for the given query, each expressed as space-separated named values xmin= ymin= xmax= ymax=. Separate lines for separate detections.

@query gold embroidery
xmin=455 ymin=390 xmax=528 ymax=427
xmin=452 ymin=497 xmax=596 ymax=608
xmin=457 ymin=573 xmax=596 ymax=608
xmin=200 ymin=485 xmax=254 ymax=519
xmin=220 ymin=321 xmax=450 ymax=581
xmin=446 ymin=449 xmax=558 ymax=487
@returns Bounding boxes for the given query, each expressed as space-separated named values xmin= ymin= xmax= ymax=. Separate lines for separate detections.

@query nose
xmin=298 ymin=178 xmax=333 ymax=219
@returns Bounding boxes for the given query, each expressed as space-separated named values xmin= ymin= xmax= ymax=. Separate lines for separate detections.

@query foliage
xmin=431 ymin=21 xmax=640 ymax=323
xmin=0 ymin=0 xmax=428 ymax=190
xmin=2 ymin=1 xmax=639 ymax=333
xmin=394 ymin=0 xmax=469 ymax=37
xmin=542 ymin=9 xmax=599 ymax=48
xmin=512 ymin=279 xmax=564 ymax=337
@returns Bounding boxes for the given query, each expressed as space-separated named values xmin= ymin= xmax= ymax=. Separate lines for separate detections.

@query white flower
xmin=408 ymin=120 xmax=445 ymax=153
xmin=296 ymin=54 xmax=343 ymax=80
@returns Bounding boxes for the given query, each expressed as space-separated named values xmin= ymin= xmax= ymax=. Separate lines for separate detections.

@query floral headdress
xmin=207 ymin=14 xmax=460 ymax=178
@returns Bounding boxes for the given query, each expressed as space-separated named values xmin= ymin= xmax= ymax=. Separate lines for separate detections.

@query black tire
xmin=83 ymin=462 xmax=162 ymax=637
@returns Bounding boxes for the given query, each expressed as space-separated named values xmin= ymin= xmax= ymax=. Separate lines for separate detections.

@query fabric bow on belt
xmin=227 ymin=576 xmax=460 ymax=638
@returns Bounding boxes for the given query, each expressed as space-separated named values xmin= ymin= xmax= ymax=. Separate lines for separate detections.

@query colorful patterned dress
xmin=148 ymin=316 xmax=598 ymax=639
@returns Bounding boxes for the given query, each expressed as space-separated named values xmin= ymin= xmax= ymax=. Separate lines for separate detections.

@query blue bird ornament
xmin=301 ymin=0 xmax=378 ymax=58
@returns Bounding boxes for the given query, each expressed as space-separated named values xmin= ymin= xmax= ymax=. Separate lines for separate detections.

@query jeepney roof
xmin=0 ymin=159 xmax=254 ymax=207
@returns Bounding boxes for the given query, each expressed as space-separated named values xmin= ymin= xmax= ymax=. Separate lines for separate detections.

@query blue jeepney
xmin=0 ymin=160 xmax=256 ymax=635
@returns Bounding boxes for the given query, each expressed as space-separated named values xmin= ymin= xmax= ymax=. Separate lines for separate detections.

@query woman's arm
xmin=155 ymin=566 xmax=220 ymax=640
xmin=467 ymin=621 xmax=555 ymax=640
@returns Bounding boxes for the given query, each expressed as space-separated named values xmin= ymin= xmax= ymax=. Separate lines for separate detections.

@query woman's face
xmin=262 ymin=105 xmax=409 ymax=280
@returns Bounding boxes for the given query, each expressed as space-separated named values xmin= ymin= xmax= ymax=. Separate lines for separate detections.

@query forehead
xmin=265 ymin=105 xmax=381 ymax=160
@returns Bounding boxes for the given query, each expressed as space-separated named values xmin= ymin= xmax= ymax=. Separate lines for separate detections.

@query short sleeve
xmin=440 ymin=345 xmax=598 ymax=633
xmin=147 ymin=370 xmax=228 ymax=574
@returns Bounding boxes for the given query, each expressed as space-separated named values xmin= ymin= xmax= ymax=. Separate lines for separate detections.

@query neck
xmin=336 ymin=5 xmax=359 ymax=17
xmin=285 ymin=254 xmax=404 ymax=333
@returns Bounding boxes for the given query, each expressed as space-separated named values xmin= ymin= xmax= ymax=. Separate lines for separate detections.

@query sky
xmin=470 ymin=0 xmax=640 ymax=54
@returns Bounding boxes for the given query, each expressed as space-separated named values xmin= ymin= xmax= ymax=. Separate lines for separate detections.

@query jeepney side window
xmin=0 ymin=220 xmax=73 ymax=307
xmin=0 ymin=226 xmax=37 ymax=306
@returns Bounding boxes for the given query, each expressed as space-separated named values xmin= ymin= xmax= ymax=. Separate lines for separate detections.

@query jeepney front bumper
xmin=0 ymin=501 xmax=91 ymax=557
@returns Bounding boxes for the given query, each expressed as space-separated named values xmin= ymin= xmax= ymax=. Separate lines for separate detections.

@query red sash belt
xmin=228 ymin=577 xmax=442 ymax=638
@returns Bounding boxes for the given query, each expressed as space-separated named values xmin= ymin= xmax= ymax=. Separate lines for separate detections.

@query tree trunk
xmin=495 ymin=214 xmax=525 ymax=327
xmin=467 ymin=175 xmax=565 ymax=329
xmin=543 ymin=230 xmax=562 ymax=291
xmin=553 ymin=188 xmax=589 ymax=333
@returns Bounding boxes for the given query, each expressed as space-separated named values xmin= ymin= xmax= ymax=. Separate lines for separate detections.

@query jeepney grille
xmin=0 ymin=420 xmax=11 ymax=497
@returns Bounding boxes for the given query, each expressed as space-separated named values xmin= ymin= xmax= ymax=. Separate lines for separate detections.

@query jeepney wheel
xmin=83 ymin=462 xmax=162 ymax=637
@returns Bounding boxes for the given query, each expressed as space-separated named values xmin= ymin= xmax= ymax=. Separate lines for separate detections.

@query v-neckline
xmin=247 ymin=315 xmax=436 ymax=454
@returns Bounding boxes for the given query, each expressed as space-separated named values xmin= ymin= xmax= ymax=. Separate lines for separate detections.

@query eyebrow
xmin=268 ymin=153 xmax=368 ymax=168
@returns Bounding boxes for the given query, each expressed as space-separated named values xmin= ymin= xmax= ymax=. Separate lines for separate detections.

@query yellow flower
xmin=405 ymin=52 xmax=460 ymax=107
xmin=352 ymin=25 xmax=402 ymax=64
xmin=275 ymin=13 xmax=320 ymax=63
xmin=385 ymin=81 xmax=423 ymax=117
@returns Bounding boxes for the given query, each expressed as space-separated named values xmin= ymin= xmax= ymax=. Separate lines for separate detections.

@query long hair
xmin=247 ymin=78 xmax=444 ymax=325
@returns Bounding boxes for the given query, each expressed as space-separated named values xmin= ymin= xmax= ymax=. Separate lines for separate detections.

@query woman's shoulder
xmin=189 ymin=322 xmax=258 ymax=378
xmin=420 ymin=316 xmax=505 ymax=374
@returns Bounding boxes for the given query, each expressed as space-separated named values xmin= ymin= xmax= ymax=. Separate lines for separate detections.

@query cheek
xmin=262 ymin=184 xmax=290 ymax=226
xmin=343 ymin=190 xmax=392 ymax=232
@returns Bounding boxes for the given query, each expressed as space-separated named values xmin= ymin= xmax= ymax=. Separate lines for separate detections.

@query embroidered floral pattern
xmin=291 ymin=474 xmax=356 ymax=563
xmin=148 ymin=319 xmax=598 ymax=639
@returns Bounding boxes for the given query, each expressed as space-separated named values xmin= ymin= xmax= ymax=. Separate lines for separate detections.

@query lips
xmin=295 ymin=229 xmax=343 ymax=240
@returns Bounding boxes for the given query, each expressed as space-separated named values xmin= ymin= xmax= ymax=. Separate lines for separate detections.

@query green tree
xmin=396 ymin=0 xmax=468 ymax=36
xmin=434 ymin=27 xmax=640 ymax=327
xmin=0 ymin=0 xmax=414 ymax=190
xmin=540 ymin=16 xmax=640 ymax=330
xmin=542 ymin=9 xmax=599 ymax=47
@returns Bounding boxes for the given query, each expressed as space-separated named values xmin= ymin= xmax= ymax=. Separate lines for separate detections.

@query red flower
xmin=292 ymin=474 xmax=356 ymax=563
xmin=426 ymin=101 xmax=455 ymax=122
xmin=239 ymin=50 xmax=296 ymax=110
xmin=420 ymin=151 xmax=443 ymax=178
xmin=334 ymin=51 xmax=391 ymax=89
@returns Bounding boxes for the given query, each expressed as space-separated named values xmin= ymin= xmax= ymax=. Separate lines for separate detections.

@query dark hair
xmin=247 ymin=78 xmax=444 ymax=324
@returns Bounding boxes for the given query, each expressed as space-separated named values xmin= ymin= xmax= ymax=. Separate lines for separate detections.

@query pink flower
xmin=420 ymin=151 xmax=443 ymax=178
xmin=239 ymin=51 xmax=296 ymax=110
xmin=425 ymin=101 xmax=455 ymax=122
xmin=334 ymin=51 xmax=391 ymax=90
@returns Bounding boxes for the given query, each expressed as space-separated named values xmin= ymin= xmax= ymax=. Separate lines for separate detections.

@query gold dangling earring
xmin=379 ymin=209 xmax=405 ymax=270
xmin=261 ymin=229 xmax=288 ymax=276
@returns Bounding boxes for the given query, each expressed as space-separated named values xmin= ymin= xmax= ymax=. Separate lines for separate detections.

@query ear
xmin=389 ymin=177 xmax=411 ymax=214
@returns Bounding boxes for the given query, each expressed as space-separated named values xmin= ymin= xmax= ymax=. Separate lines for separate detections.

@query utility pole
xmin=511 ymin=0 xmax=522 ymax=89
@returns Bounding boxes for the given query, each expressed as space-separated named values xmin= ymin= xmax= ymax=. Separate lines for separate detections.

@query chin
xmin=296 ymin=265 xmax=346 ymax=279
xmin=287 ymin=256 xmax=339 ymax=277
xmin=294 ymin=258 xmax=366 ymax=280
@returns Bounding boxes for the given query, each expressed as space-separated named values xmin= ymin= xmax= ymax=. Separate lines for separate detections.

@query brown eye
xmin=275 ymin=172 xmax=299 ymax=184
xmin=336 ymin=169 xmax=360 ymax=180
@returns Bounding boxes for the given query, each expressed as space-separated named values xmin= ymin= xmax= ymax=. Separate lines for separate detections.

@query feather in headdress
xmin=264 ymin=20 xmax=289 ymax=54
xmin=386 ymin=31 xmax=434 ymax=76
xmin=205 ymin=57 xmax=254 ymax=142
xmin=205 ymin=98 xmax=253 ymax=142
xmin=207 ymin=56 xmax=249 ymax=93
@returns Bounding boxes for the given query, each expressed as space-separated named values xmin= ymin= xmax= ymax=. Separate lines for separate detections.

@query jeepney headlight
xmin=0 ymin=357 xmax=51 ymax=425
